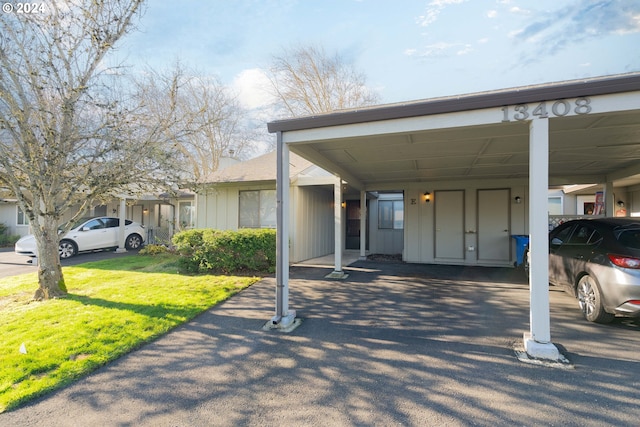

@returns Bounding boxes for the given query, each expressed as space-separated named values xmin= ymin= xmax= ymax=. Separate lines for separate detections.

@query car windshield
xmin=616 ymin=228 xmax=640 ymax=250
xmin=56 ymin=217 xmax=94 ymax=231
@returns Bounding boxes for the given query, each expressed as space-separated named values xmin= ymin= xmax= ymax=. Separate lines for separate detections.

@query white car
xmin=15 ymin=216 xmax=146 ymax=259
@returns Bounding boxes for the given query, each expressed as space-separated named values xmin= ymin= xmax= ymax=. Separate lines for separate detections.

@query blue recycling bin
xmin=511 ymin=235 xmax=530 ymax=267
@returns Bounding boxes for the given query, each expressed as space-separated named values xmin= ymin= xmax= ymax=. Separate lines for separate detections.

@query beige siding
xmin=291 ymin=186 xmax=333 ymax=262
xmin=403 ymin=179 xmax=529 ymax=267
xmin=196 ymin=187 xmax=240 ymax=230
xmin=196 ymin=183 xmax=334 ymax=263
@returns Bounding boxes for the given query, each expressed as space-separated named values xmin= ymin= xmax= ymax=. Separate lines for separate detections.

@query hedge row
xmin=172 ymin=228 xmax=276 ymax=274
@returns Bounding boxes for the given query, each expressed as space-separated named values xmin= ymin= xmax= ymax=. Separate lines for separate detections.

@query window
xmin=567 ymin=225 xmax=594 ymax=245
xmin=548 ymin=197 xmax=563 ymax=215
xmin=17 ymin=207 xmax=29 ymax=226
xmin=179 ymin=201 xmax=195 ymax=229
xmin=83 ymin=219 xmax=105 ymax=230
xmin=103 ymin=218 xmax=119 ymax=228
xmin=239 ymin=190 xmax=276 ymax=228
xmin=378 ymin=200 xmax=404 ymax=229
xmin=94 ymin=205 xmax=107 ymax=217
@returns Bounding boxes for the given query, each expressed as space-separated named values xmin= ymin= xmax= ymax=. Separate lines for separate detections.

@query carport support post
xmin=359 ymin=190 xmax=367 ymax=260
xmin=116 ymin=198 xmax=127 ymax=253
xmin=326 ymin=177 xmax=348 ymax=279
xmin=525 ymin=118 xmax=560 ymax=361
xmin=272 ymin=132 xmax=296 ymax=329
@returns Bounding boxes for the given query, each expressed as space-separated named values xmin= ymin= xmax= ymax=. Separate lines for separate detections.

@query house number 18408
xmin=501 ymin=97 xmax=592 ymax=122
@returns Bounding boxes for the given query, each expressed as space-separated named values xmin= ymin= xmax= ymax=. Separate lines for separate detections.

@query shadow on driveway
xmin=1 ymin=261 xmax=639 ymax=426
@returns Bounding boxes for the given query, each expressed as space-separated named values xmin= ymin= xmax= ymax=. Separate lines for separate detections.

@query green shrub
xmin=172 ymin=228 xmax=276 ymax=274
xmin=0 ymin=223 xmax=20 ymax=247
xmin=139 ymin=244 xmax=169 ymax=255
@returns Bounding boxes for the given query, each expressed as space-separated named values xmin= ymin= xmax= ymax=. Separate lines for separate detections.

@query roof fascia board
xmin=280 ymin=90 xmax=640 ymax=145
xmin=294 ymin=176 xmax=339 ymax=187
xmin=607 ymin=162 xmax=640 ymax=182
xmin=549 ymin=175 xmax=607 ymax=186
xmin=281 ymin=107 xmax=511 ymax=144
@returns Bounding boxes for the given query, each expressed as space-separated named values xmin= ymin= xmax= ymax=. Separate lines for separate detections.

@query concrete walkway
xmin=1 ymin=261 xmax=639 ymax=426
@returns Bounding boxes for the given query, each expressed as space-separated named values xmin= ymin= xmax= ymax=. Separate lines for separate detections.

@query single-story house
xmin=0 ymin=191 xmax=196 ymax=245
xmin=265 ymin=72 xmax=640 ymax=361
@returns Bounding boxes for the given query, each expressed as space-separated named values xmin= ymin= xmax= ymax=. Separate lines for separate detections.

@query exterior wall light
xmin=424 ymin=192 xmax=431 ymax=202
xmin=514 ymin=196 xmax=522 ymax=204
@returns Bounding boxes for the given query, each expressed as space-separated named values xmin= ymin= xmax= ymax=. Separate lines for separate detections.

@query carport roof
xmin=268 ymin=73 xmax=640 ymax=133
xmin=267 ymin=73 xmax=640 ymax=190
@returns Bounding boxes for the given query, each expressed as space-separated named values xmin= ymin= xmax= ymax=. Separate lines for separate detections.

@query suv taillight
xmin=608 ymin=254 xmax=640 ymax=269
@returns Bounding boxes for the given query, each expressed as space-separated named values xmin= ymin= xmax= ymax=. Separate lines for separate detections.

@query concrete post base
xmin=115 ymin=248 xmax=127 ymax=253
xmin=263 ymin=310 xmax=301 ymax=332
xmin=523 ymin=332 xmax=560 ymax=361
xmin=325 ymin=270 xmax=349 ymax=279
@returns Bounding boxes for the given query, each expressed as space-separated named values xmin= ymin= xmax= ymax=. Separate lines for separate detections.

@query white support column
xmin=326 ymin=177 xmax=348 ymax=279
xmin=359 ymin=190 xmax=367 ymax=260
xmin=267 ymin=132 xmax=298 ymax=331
xmin=116 ymin=198 xmax=127 ymax=253
xmin=604 ymin=181 xmax=615 ymax=216
xmin=524 ymin=118 xmax=560 ymax=361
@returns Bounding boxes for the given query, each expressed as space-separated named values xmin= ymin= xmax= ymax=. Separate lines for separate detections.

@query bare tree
xmin=267 ymin=45 xmax=380 ymax=117
xmin=136 ymin=64 xmax=256 ymax=184
xmin=0 ymin=0 xmax=181 ymax=300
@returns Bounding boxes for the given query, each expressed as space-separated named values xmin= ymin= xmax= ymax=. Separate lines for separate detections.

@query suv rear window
xmin=617 ymin=229 xmax=640 ymax=250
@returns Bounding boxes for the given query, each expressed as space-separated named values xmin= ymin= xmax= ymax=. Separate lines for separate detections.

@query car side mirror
xmin=81 ymin=226 xmax=91 ymax=232
xmin=551 ymin=237 xmax=563 ymax=245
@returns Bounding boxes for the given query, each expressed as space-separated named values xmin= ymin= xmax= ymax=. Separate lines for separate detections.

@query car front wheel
xmin=577 ymin=275 xmax=614 ymax=323
xmin=59 ymin=240 xmax=78 ymax=259
xmin=125 ymin=234 xmax=143 ymax=250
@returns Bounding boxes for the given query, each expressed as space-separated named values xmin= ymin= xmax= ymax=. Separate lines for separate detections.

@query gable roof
xmin=201 ymin=151 xmax=315 ymax=184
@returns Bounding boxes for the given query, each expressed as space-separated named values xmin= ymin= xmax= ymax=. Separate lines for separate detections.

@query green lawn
xmin=0 ymin=254 xmax=260 ymax=413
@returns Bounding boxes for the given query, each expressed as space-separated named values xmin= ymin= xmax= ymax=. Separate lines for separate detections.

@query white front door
xmin=434 ymin=190 xmax=465 ymax=261
xmin=477 ymin=189 xmax=511 ymax=264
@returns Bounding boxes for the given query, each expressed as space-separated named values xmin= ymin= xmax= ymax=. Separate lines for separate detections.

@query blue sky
xmin=114 ymin=0 xmax=640 ymax=112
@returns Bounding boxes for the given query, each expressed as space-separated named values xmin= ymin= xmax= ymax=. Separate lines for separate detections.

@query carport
xmin=267 ymin=73 xmax=640 ymax=361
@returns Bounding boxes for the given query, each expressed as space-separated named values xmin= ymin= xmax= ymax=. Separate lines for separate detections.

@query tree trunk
xmin=33 ymin=219 xmax=67 ymax=300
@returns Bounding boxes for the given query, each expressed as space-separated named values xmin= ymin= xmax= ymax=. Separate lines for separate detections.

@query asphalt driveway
xmin=1 ymin=261 xmax=639 ymax=426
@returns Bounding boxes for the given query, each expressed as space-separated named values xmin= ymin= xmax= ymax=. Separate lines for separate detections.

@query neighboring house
xmin=547 ymin=185 xmax=634 ymax=230
xmin=0 ymin=155 xmax=241 ymax=245
xmin=0 ymin=198 xmax=31 ymax=238
xmin=0 ymin=191 xmax=196 ymax=245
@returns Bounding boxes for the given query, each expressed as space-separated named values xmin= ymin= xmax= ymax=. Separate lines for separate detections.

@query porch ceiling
xmin=288 ymin=109 xmax=640 ymax=190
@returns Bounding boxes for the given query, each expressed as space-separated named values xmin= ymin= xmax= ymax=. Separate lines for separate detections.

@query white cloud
xmin=231 ymin=68 xmax=275 ymax=110
xmin=417 ymin=0 xmax=467 ymax=27
xmin=487 ymin=10 xmax=497 ymax=18
xmin=513 ymin=0 xmax=640 ymax=63
xmin=509 ymin=6 xmax=531 ymax=15
xmin=456 ymin=44 xmax=473 ymax=55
